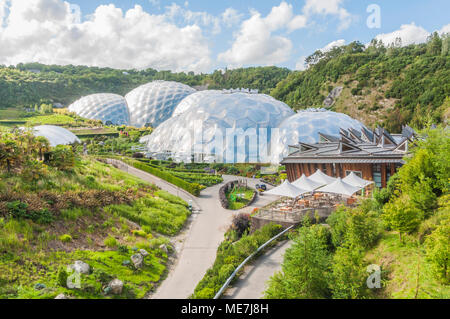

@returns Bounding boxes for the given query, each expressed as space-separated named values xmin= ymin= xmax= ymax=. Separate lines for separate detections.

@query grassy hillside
xmin=0 ymin=131 xmax=191 ymax=299
xmin=271 ymin=35 xmax=450 ymax=131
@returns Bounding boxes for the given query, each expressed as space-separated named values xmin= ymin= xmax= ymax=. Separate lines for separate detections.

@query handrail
xmin=213 ymin=225 xmax=295 ymax=299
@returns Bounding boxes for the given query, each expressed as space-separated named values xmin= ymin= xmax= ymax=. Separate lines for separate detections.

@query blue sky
xmin=0 ymin=0 xmax=449 ymax=72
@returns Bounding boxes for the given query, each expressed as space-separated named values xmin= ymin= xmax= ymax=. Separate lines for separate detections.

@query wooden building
xmin=281 ymin=126 xmax=415 ymax=188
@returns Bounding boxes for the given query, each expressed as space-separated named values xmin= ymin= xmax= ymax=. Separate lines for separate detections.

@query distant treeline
xmin=0 ymin=64 xmax=290 ymax=108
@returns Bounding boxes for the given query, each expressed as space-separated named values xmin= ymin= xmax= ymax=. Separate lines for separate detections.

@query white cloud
xmin=440 ymin=24 xmax=450 ymax=34
xmin=0 ymin=0 xmax=212 ymax=73
xmin=294 ymin=39 xmax=345 ymax=70
xmin=303 ymin=0 xmax=353 ymax=30
xmin=295 ymin=56 xmax=307 ymax=71
xmin=165 ymin=3 xmax=222 ymax=35
xmin=321 ymin=39 xmax=346 ymax=52
xmin=221 ymin=8 xmax=243 ymax=28
xmin=218 ymin=2 xmax=306 ymax=67
xmin=374 ymin=23 xmax=429 ymax=47
xmin=148 ymin=0 xmax=160 ymax=9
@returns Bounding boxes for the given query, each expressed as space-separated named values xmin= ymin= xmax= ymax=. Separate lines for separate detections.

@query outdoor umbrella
xmin=342 ymin=172 xmax=374 ymax=188
xmin=265 ymin=180 xmax=309 ymax=198
xmin=308 ymin=169 xmax=337 ymax=185
xmin=316 ymin=178 xmax=362 ymax=197
xmin=292 ymin=174 xmax=324 ymax=191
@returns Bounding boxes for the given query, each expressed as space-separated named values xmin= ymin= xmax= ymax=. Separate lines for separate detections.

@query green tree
xmin=382 ymin=195 xmax=423 ymax=241
xmin=330 ymin=243 xmax=368 ymax=299
xmin=425 ymin=218 xmax=450 ymax=283
xmin=264 ymin=225 xmax=331 ymax=299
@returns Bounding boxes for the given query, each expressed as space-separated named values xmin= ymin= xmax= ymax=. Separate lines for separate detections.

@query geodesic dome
xmin=141 ymin=91 xmax=295 ymax=163
xmin=172 ymin=90 xmax=222 ymax=117
xmin=31 ymin=125 xmax=81 ymax=147
xmin=125 ymin=80 xmax=196 ymax=128
xmin=68 ymin=93 xmax=130 ymax=125
xmin=271 ymin=108 xmax=366 ymax=162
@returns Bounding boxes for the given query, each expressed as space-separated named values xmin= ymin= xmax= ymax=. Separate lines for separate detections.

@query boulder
xmin=108 ymin=279 xmax=123 ymax=295
xmin=55 ymin=293 xmax=67 ymax=299
xmin=131 ymin=254 xmax=143 ymax=269
xmin=159 ymin=244 xmax=168 ymax=254
xmin=70 ymin=261 xmax=90 ymax=274
xmin=139 ymin=249 xmax=149 ymax=257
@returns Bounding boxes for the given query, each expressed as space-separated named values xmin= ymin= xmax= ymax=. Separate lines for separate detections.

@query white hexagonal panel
xmin=271 ymin=108 xmax=366 ymax=162
xmin=141 ymin=91 xmax=295 ymax=163
xmin=68 ymin=93 xmax=130 ymax=125
xmin=125 ymin=80 xmax=196 ymax=128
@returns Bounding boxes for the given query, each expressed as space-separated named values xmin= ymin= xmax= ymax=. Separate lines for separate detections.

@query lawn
xmin=226 ymin=186 xmax=256 ymax=210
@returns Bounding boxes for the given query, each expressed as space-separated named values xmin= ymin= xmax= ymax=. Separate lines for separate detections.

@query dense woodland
xmin=1 ymin=33 xmax=449 ymax=132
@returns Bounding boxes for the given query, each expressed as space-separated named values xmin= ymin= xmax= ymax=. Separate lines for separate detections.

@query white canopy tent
xmin=343 ymin=172 xmax=374 ymax=188
xmin=308 ymin=169 xmax=337 ymax=185
xmin=292 ymin=174 xmax=324 ymax=191
xmin=265 ymin=180 xmax=309 ymax=198
xmin=316 ymin=178 xmax=362 ymax=197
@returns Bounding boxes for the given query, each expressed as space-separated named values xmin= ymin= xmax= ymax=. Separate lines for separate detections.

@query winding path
xmin=106 ymin=159 xmax=281 ymax=299
xmin=223 ymin=240 xmax=292 ymax=299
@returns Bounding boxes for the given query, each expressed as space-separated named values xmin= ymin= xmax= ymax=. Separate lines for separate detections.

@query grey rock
xmin=131 ymin=254 xmax=143 ymax=269
xmin=139 ymin=249 xmax=149 ymax=257
xmin=323 ymin=86 xmax=343 ymax=107
xmin=55 ymin=293 xmax=67 ymax=299
xmin=108 ymin=279 xmax=123 ymax=295
xmin=159 ymin=244 xmax=168 ymax=254
xmin=70 ymin=260 xmax=90 ymax=274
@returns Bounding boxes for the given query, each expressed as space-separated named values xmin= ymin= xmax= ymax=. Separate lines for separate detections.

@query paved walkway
xmin=106 ymin=159 xmax=280 ymax=299
xmin=223 ymin=240 xmax=292 ymax=299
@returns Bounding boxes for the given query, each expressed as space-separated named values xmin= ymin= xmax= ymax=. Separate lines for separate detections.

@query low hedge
xmin=191 ymin=223 xmax=284 ymax=299
xmin=131 ymin=161 xmax=204 ymax=197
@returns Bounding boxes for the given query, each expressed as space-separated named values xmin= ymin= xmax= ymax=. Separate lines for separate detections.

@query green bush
xmin=47 ymin=145 xmax=76 ymax=171
xmin=59 ymin=234 xmax=72 ymax=243
xmin=131 ymin=161 xmax=203 ymax=196
xmin=104 ymin=236 xmax=118 ymax=248
xmin=57 ymin=267 xmax=68 ymax=287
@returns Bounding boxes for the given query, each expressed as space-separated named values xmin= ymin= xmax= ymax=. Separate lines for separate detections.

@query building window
xmin=372 ymin=164 xmax=382 ymax=188
xmin=345 ymin=170 xmax=362 ymax=178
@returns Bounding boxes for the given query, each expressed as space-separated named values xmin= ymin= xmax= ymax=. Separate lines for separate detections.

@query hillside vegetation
xmin=0 ymin=131 xmax=190 ymax=298
xmin=271 ymin=34 xmax=450 ymax=131
xmin=0 ymin=64 xmax=289 ymax=108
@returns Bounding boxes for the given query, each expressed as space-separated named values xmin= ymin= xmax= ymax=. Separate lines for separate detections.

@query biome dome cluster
xmin=67 ymin=81 xmax=195 ymax=128
xmin=66 ymin=80 xmax=366 ymax=163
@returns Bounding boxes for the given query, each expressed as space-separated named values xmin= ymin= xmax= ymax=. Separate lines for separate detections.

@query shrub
xmin=104 ymin=236 xmax=118 ymax=248
xmin=425 ymin=218 xmax=450 ymax=284
xmin=7 ymin=201 xmax=28 ymax=219
xmin=47 ymin=145 xmax=75 ymax=171
xmin=131 ymin=230 xmax=147 ymax=238
xmin=59 ymin=234 xmax=72 ymax=243
xmin=57 ymin=267 xmax=68 ymax=287
xmin=231 ymin=214 xmax=251 ymax=239
xmin=195 ymin=288 xmax=215 ymax=299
